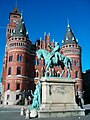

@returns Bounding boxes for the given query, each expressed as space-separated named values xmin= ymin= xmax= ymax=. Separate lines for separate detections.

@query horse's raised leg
xmin=67 ymin=68 xmax=70 ymax=78
xmin=49 ymin=69 xmax=52 ymax=77
xmin=45 ymin=60 xmax=51 ymax=77
xmin=45 ymin=66 xmax=49 ymax=77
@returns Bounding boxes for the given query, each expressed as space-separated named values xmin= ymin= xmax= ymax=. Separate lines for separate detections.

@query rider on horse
xmin=48 ymin=42 xmax=60 ymax=63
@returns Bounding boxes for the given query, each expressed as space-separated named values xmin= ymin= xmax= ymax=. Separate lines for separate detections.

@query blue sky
xmin=0 ymin=0 xmax=90 ymax=81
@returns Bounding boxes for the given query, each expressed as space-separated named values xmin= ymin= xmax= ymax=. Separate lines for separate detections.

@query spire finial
xmin=15 ymin=0 xmax=18 ymax=7
xmin=67 ymin=18 xmax=70 ymax=27
xmin=21 ymin=9 xmax=23 ymax=15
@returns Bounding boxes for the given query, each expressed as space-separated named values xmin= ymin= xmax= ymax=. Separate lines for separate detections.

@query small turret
xmin=9 ymin=6 xmax=21 ymax=19
xmin=61 ymin=22 xmax=83 ymax=99
xmin=12 ymin=17 xmax=27 ymax=38
xmin=62 ymin=22 xmax=78 ymax=45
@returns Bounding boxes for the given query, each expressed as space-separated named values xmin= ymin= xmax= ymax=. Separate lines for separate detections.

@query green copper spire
xmin=62 ymin=21 xmax=78 ymax=45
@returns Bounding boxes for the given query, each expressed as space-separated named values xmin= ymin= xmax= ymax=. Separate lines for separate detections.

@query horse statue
xmin=36 ymin=49 xmax=72 ymax=78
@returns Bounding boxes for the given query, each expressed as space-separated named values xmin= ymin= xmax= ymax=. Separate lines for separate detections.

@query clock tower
xmin=6 ymin=7 xmax=21 ymax=40
xmin=2 ymin=7 xmax=35 ymax=105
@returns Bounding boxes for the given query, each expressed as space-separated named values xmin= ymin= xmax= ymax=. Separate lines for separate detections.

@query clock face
xmin=13 ymin=19 xmax=16 ymax=23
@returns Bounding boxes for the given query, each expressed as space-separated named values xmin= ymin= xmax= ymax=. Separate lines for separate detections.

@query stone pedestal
xmin=38 ymin=77 xmax=85 ymax=118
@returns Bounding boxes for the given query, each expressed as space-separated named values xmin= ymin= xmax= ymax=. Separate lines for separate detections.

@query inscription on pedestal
xmin=51 ymin=85 xmax=69 ymax=95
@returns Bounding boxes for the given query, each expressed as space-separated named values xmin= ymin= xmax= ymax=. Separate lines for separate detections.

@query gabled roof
xmin=62 ymin=23 xmax=78 ymax=45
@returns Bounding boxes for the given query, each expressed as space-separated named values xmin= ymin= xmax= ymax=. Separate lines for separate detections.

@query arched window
xmin=7 ymin=83 xmax=10 ymax=90
xmin=10 ymin=29 xmax=11 ymax=33
xmin=17 ymin=67 xmax=21 ymax=75
xmin=9 ymin=55 xmax=13 ymax=62
xmin=19 ymin=43 xmax=20 ymax=46
xmin=17 ymin=55 xmax=22 ymax=62
xmin=74 ymin=60 xmax=78 ymax=66
xmin=16 ymin=83 xmax=20 ymax=90
xmin=8 ymin=67 xmax=11 ymax=75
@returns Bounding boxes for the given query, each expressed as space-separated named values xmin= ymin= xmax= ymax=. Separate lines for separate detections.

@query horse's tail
xmin=70 ymin=63 xmax=72 ymax=70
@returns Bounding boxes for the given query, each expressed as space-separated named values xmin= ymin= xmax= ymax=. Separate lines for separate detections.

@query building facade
xmin=2 ymin=7 xmax=35 ymax=105
xmin=82 ymin=69 xmax=90 ymax=104
xmin=2 ymin=7 xmax=83 ymax=105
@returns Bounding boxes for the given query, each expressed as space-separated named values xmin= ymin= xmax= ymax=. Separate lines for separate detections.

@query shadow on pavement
xmin=85 ymin=109 xmax=90 ymax=115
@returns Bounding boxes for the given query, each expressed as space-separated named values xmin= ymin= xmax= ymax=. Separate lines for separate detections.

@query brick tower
xmin=2 ymin=7 xmax=35 ymax=105
xmin=60 ymin=23 xmax=83 ymax=97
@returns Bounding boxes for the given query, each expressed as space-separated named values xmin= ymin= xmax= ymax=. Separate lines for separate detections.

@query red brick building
xmin=2 ymin=7 xmax=83 ymax=105
xmin=2 ymin=7 xmax=35 ymax=105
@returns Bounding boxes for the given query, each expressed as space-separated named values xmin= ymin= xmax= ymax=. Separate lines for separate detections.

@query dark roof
xmin=62 ymin=24 xmax=78 ymax=45
xmin=12 ymin=17 xmax=29 ymax=39
xmin=9 ymin=7 xmax=21 ymax=18
xmin=11 ymin=6 xmax=20 ymax=14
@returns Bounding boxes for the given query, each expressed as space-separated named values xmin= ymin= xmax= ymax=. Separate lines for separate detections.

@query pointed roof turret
xmin=9 ymin=6 xmax=21 ymax=19
xmin=12 ymin=16 xmax=28 ymax=38
xmin=62 ymin=22 xmax=78 ymax=45
xmin=11 ymin=0 xmax=19 ymax=14
xmin=11 ymin=6 xmax=20 ymax=14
